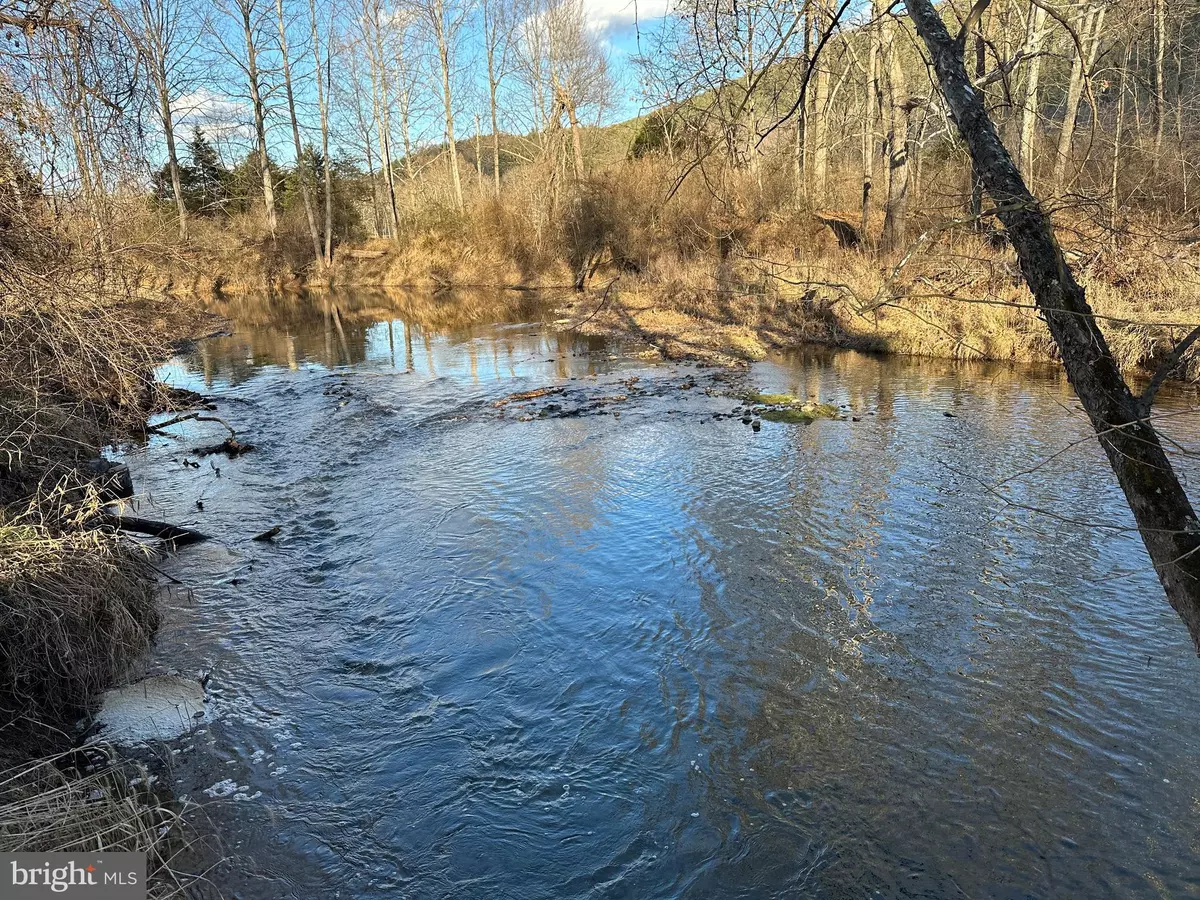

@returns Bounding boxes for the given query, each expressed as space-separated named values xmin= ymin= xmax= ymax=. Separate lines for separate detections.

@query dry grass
xmin=0 ymin=167 xmax=191 ymax=754
xmin=0 ymin=488 xmax=158 ymax=746
xmin=554 ymin=192 xmax=1200 ymax=376
xmin=0 ymin=748 xmax=204 ymax=898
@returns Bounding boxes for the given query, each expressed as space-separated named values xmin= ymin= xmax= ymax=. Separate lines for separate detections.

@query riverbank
xmin=0 ymin=215 xmax=223 ymax=888
xmin=138 ymin=206 xmax=1200 ymax=379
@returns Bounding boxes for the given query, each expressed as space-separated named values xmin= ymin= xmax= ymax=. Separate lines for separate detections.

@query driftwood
xmin=147 ymin=412 xmax=237 ymax=437
xmin=252 ymin=526 xmax=281 ymax=542
xmin=99 ymin=514 xmax=208 ymax=547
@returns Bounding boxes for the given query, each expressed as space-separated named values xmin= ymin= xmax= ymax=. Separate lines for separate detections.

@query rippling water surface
xmin=125 ymin=289 xmax=1200 ymax=898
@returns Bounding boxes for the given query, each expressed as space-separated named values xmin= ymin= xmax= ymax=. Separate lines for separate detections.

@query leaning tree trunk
xmin=905 ymin=0 xmax=1200 ymax=653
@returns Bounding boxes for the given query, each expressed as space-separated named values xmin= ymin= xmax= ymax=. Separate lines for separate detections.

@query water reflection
xmin=191 ymin=288 xmax=603 ymax=386
xmin=131 ymin=290 xmax=1200 ymax=900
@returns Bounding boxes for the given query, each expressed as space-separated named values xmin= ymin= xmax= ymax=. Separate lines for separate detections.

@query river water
xmin=124 ymin=289 xmax=1200 ymax=898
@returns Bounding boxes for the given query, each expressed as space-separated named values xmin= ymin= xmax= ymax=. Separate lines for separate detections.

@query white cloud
xmin=582 ymin=0 xmax=672 ymax=35
xmin=172 ymin=88 xmax=251 ymax=140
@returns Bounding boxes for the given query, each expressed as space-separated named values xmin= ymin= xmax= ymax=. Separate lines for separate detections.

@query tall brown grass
xmin=0 ymin=748 xmax=203 ymax=898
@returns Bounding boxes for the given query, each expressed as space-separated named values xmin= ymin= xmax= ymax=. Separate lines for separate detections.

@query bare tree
xmin=1151 ymin=0 xmax=1167 ymax=159
xmin=879 ymin=4 xmax=910 ymax=251
xmin=307 ymin=0 xmax=333 ymax=263
xmin=127 ymin=0 xmax=197 ymax=240
xmin=1050 ymin=0 xmax=1105 ymax=193
xmin=358 ymin=0 xmax=400 ymax=237
xmin=214 ymin=0 xmax=278 ymax=235
xmin=416 ymin=0 xmax=466 ymax=210
xmin=273 ymin=0 xmax=322 ymax=264
xmin=1015 ymin=0 xmax=1048 ymax=182
xmin=481 ymin=0 xmax=517 ymax=196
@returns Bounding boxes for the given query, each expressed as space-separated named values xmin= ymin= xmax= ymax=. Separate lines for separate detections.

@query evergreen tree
xmin=188 ymin=128 xmax=228 ymax=215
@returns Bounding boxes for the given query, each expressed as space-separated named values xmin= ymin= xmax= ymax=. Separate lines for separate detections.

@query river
xmin=122 ymin=288 xmax=1200 ymax=898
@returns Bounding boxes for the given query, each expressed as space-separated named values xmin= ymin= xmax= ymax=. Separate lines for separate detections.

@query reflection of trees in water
xmin=188 ymin=287 xmax=586 ymax=384
xmin=648 ymin=351 xmax=1163 ymax=897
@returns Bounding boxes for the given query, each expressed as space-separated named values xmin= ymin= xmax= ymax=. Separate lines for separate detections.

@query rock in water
xmin=89 ymin=675 xmax=208 ymax=746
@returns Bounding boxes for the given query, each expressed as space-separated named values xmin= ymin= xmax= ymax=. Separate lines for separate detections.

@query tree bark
xmin=905 ymin=0 xmax=1200 ymax=654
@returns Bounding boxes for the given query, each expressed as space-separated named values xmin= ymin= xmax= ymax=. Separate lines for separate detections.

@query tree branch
xmin=1140 ymin=325 xmax=1200 ymax=414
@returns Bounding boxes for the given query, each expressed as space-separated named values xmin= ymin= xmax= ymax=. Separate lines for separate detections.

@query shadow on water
xmin=124 ymin=288 xmax=1200 ymax=899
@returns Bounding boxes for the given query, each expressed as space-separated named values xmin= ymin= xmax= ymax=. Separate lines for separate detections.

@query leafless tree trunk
xmin=361 ymin=0 xmax=400 ymax=238
xmin=274 ymin=0 xmax=322 ymax=266
xmin=474 ymin=113 xmax=484 ymax=188
xmin=346 ymin=43 xmax=384 ymax=237
xmin=810 ymin=6 xmax=830 ymax=204
xmin=308 ymin=0 xmax=333 ymax=264
xmin=1016 ymin=0 xmax=1048 ymax=183
xmin=880 ymin=8 xmax=910 ymax=252
xmin=482 ymin=0 xmax=513 ymax=197
xmin=234 ymin=0 xmax=276 ymax=235
xmin=1051 ymin=2 xmax=1104 ymax=194
xmin=905 ymin=0 xmax=1200 ymax=654
xmin=132 ymin=0 xmax=190 ymax=241
xmin=424 ymin=0 xmax=464 ymax=210
xmin=1111 ymin=42 xmax=1131 ymax=242
xmin=557 ymin=85 xmax=585 ymax=179
xmin=795 ymin=10 xmax=810 ymax=203
xmin=860 ymin=3 xmax=880 ymax=237
xmin=969 ymin=25 xmax=986 ymax=228
xmin=1151 ymin=0 xmax=1166 ymax=161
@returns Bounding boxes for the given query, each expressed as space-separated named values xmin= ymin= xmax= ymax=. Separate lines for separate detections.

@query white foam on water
xmin=90 ymin=675 xmax=209 ymax=746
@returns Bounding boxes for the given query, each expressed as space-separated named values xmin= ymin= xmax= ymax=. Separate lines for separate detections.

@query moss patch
xmin=755 ymin=400 xmax=840 ymax=424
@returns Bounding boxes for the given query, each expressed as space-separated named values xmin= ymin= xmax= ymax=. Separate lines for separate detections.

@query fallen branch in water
xmin=146 ymin=412 xmax=237 ymax=437
xmin=97 ymin=514 xmax=208 ymax=547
